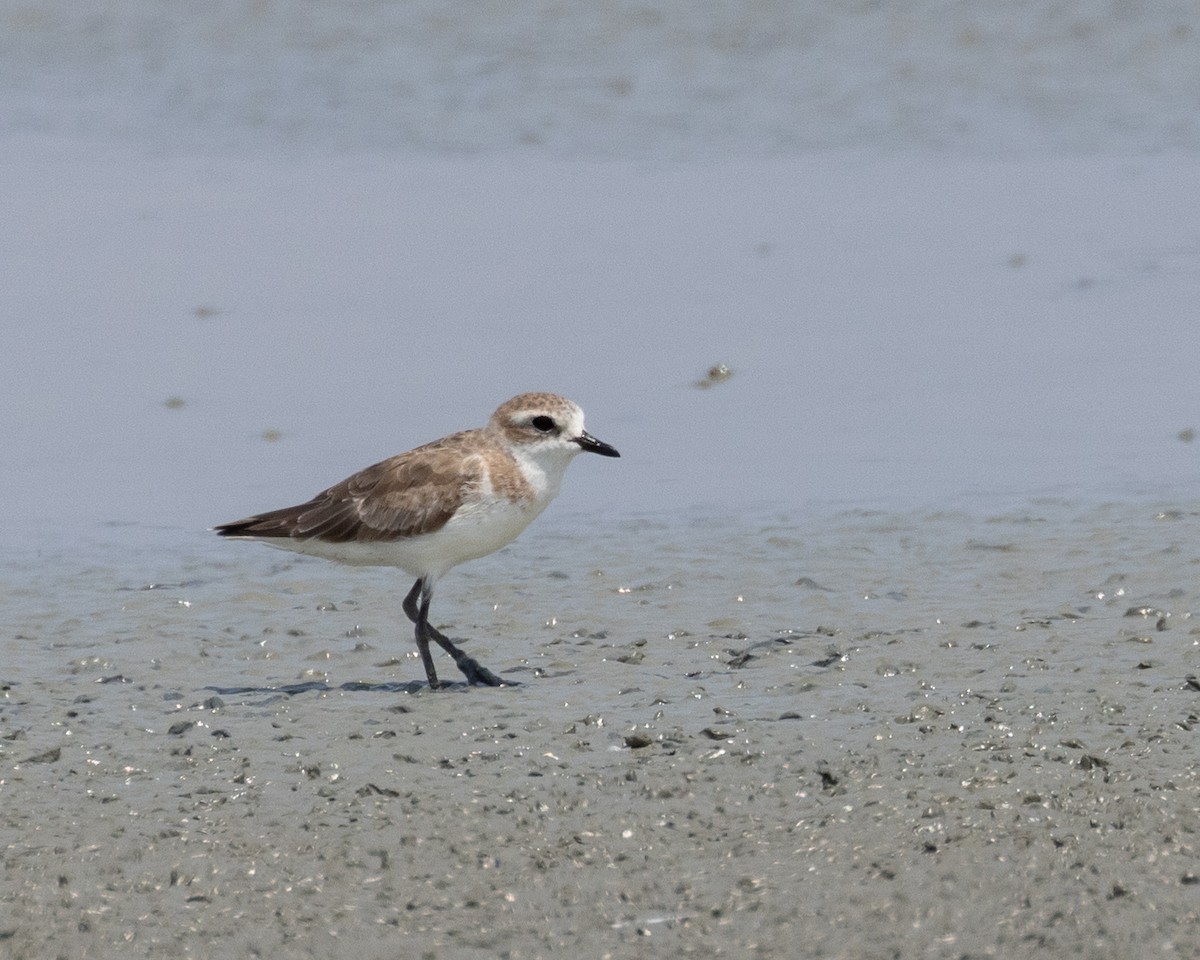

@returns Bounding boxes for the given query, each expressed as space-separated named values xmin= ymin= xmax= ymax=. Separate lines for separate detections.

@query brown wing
xmin=216 ymin=431 xmax=484 ymax=543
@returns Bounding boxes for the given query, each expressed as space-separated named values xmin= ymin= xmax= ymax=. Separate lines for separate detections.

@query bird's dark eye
xmin=531 ymin=415 xmax=556 ymax=433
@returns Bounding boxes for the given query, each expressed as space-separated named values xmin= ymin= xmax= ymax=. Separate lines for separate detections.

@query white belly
xmin=253 ymin=492 xmax=551 ymax=581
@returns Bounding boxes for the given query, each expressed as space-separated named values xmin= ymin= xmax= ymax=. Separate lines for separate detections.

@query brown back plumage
xmin=215 ymin=430 xmax=487 ymax=543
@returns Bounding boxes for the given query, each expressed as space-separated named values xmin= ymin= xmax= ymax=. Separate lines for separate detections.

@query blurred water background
xmin=1 ymin=0 xmax=1197 ymax=583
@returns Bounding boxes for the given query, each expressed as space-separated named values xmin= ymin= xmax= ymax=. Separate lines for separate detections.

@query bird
xmin=215 ymin=392 xmax=620 ymax=689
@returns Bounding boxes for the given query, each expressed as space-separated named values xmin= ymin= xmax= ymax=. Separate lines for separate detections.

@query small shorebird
xmin=216 ymin=392 xmax=620 ymax=689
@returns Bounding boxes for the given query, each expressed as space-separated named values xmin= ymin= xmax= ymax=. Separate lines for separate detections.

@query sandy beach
xmin=4 ymin=500 xmax=1198 ymax=958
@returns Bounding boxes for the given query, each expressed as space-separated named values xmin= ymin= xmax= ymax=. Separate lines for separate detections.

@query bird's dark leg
xmin=402 ymin=579 xmax=423 ymax=625
xmin=407 ymin=578 xmax=441 ymax=690
xmin=405 ymin=577 xmax=505 ymax=688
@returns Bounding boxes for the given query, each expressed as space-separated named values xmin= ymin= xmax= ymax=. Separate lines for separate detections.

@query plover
xmin=216 ymin=393 xmax=620 ymax=689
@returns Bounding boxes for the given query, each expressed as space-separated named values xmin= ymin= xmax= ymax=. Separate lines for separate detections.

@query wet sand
xmin=3 ymin=499 xmax=1199 ymax=958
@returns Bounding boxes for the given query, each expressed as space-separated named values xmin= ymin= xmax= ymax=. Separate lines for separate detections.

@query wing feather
xmin=215 ymin=430 xmax=485 ymax=543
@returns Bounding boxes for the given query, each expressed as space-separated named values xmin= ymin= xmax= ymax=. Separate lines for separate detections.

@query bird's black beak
xmin=575 ymin=431 xmax=620 ymax=458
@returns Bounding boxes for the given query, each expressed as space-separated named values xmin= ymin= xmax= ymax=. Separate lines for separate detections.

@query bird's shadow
xmin=205 ymin=679 xmax=424 ymax=697
xmin=204 ymin=677 xmax=521 ymax=699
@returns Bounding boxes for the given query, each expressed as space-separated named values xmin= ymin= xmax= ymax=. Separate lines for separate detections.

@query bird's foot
xmin=427 ymin=625 xmax=508 ymax=686
xmin=454 ymin=654 xmax=506 ymax=687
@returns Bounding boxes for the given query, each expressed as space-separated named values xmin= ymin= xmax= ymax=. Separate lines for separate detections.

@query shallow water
xmin=8 ymin=495 xmax=1197 ymax=710
xmin=4 ymin=0 xmax=1198 ymax=156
